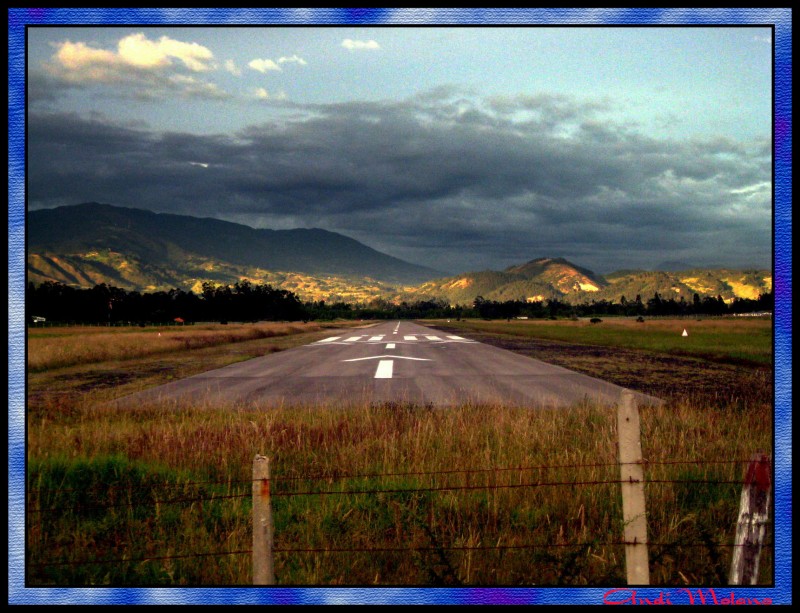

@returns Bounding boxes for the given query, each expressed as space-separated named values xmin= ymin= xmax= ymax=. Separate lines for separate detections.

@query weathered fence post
xmin=617 ymin=389 xmax=650 ymax=585
xmin=252 ymin=454 xmax=275 ymax=585
xmin=729 ymin=452 xmax=771 ymax=585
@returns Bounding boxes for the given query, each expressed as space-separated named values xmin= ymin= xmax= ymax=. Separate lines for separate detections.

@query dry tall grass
xmin=27 ymin=392 xmax=772 ymax=585
xmin=28 ymin=322 xmax=320 ymax=371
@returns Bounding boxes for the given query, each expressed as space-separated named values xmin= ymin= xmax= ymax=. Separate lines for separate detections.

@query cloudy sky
xmin=26 ymin=25 xmax=773 ymax=274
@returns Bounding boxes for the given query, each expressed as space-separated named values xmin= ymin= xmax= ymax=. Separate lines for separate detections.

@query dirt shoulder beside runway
xmin=429 ymin=323 xmax=772 ymax=408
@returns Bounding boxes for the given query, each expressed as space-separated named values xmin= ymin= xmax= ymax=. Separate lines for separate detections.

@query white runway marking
xmin=374 ymin=360 xmax=394 ymax=379
xmin=307 ymin=331 xmax=476 ymax=347
xmin=343 ymin=355 xmax=431 ymax=362
xmin=386 ymin=343 xmax=396 ymax=349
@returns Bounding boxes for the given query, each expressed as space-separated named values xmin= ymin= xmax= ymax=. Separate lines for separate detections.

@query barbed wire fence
xmin=26 ymin=393 xmax=772 ymax=586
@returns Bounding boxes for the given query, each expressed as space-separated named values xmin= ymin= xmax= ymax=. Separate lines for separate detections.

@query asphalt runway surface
xmin=117 ymin=320 xmax=662 ymax=409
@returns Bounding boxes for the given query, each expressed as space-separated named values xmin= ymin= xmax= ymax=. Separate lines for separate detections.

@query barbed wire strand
xmin=28 ymin=541 xmax=774 ymax=569
xmin=25 ymin=458 xmax=758 ymax=495
xmin=27 ymin=477 xmax=751 ymax=514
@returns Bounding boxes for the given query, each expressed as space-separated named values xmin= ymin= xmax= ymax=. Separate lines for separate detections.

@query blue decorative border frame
xmin=8 ymin=8 xmax=792 ymax=605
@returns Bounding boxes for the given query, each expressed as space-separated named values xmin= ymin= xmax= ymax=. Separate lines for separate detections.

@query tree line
xmin=472 ymin=292 xmax=773 ymax=320
xmin=26 ymin=281 xmax=773 ymax=325
xmin=27 ymin=281 xmax=306 ymax=324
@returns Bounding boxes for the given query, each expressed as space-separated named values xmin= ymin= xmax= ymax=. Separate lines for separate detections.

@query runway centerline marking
xmin=374 ymin=360 xmax=393 ymax=379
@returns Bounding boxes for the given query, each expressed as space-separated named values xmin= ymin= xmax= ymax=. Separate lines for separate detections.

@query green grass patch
xmin=435 ymin=318 xmax=772 ymax=366
xmin=27 ymin=455 xmax=250 ymax=585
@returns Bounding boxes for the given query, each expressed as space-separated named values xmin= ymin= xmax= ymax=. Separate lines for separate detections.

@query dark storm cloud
xmin=27 ymin=92 xmax=771 ymax=273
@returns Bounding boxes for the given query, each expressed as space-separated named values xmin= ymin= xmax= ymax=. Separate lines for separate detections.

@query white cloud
xmin=53 ymin=40 xmax=117 ymax=71
xmin=49 ymin=33 xmax=216 ymax=84
xmin=248 ymin=58 xmax=282 ymax=73
xmin=224 ymin=59 xmax=242 ymax=76
xmin=43 ymin=34 xmax=226 ymax=100
xmin=167 ymin=74 xmax=227 ymax=99
xmin=341 ymin=39 xmax=380 ymax=51
xmin=730 ymin=181 xmax=771 ymax=195
xmin=277 ymin=54 xmax=307 ymax=66
xmin=117 ymin=33 xmax=214 ymax=72
xmin=254 ymin=87 xmax=287 ymax=101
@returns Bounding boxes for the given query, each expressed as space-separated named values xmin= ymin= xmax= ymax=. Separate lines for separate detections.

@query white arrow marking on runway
xmin=343 ymin=355 xmax=432 ymax=362
xmin=374 ymin=360 xmax=394 ymax=378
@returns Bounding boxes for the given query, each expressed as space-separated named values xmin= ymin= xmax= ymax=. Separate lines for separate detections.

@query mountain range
xmin=27 ymin=203 xmax=772 ymax=305
xmin=400 ymin=260 xmax=772 ymax=306
xmin=28 ymin=202 xmax=439 ymax=300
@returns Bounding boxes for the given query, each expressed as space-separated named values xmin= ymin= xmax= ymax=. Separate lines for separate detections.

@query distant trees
xmin=466 ymin=290 xmax=772 ymax=320
xmin=26 ymin=281 xmax=774 ymax=326
xmin=27 ymin=281 xmax=307 ymax=324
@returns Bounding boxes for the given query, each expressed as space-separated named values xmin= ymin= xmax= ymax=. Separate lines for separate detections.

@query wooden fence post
xmin=729 ymin=452 xmax=771 ymax=585
xmin=252 ymin=454 xmax=275 ymax=585
xmin=617 ymin=389 xmax=650 ymax=585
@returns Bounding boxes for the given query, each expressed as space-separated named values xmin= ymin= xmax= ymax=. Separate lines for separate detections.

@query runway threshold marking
xmin=313 ymin=333 xmax=477 ymax=347
xmin=386 ymin=343 xmax=396 ymax=349
xmin=374 ymin=360 xmax=394 ymax=379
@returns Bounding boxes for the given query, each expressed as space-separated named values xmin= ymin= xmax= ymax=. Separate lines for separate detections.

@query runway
xmin=116 ymin=320 xmax=662 ymax=408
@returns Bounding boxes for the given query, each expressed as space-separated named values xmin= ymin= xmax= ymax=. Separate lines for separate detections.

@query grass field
xmin=430 ymin=317 xmax=773 ymax=366
xmin=24 ymin=318 xmax=774 ymax=586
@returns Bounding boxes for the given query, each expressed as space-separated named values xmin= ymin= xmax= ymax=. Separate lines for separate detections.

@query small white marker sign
xmin=682 ymin=329 xmax=688 ymax=337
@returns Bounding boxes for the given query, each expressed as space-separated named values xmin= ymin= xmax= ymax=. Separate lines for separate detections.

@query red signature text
xmin=603 ymin=588 xmax=772 ymax=606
